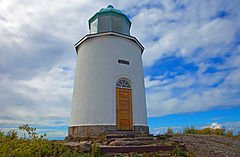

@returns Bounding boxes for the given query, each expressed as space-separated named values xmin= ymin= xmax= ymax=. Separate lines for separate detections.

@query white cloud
xmin=133 ymin=0 xmax=239 ymax=67
xmin=150 ymin=126 xmax=183 ymax=135
xmin=0 ymin=67 xmax=73 ymax=127
xmin=146 ymin=66 xmax=240 ymax=117
xmin=0 ymin=0 xmax=109 ymax=129
xmin=47 ymin=131 xmax=67 ymax=138
xmin=199 ymin=19 xmax=235 ymax=44
xmin=141 ymin=1 xmax=240 ymax=117
xmin=225 ymin=67 xmax=240 ymax=86
xmin=144 ymin=76 xmax=169 ymax=88
xmin=222 ymin=121 xmax=240 ymax=131
xmin=19 ymin=67 xmax=73 ymax=103
xmin=209 ymin=122 xmax=222 ymax=129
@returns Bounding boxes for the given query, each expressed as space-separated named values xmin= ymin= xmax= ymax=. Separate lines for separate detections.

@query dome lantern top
xmin=107 ymin=5 xmax=114 ymax=8
xmin=88 ymin=5 xmax=131 ymax=35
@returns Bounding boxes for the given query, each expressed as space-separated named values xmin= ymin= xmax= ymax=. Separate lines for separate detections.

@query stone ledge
xmin=68 ymin=125 xmax=149 ymax=137
xmin=99 ymin=145 xmax=186 ymax=154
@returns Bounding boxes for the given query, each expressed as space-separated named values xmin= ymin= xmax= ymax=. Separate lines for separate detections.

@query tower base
xmin=68 ymin=125 xmax=149 ymax=137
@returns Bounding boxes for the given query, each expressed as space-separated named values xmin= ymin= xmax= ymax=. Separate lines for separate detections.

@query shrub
xmin=170 ymin=146 xmax=188 ymax=157
xmin=167 ymin=128 xmax=173 ymax=134
xmin=134 ymin=153 xmax=141 ymax=157
xmin=188 ymin=148 xmax=197 ymax=157
xmin=212 ymin=128 xmax=226 ymax=136
xmin=182 ymin=126 xmax=198 ymax=134
xmin=91 ymin=142 xmax=101 ymax=157
xmin=226 ymin=129 xmax=233 ymax=137
xmin=0 ymin=124 xmax=82 ymax=156
xmin=176 ymin=126 xmax=239 ymax=138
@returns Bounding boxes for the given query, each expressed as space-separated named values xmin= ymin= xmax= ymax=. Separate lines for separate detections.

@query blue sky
xmin=0 ymin=0 xmax=240 ymax=139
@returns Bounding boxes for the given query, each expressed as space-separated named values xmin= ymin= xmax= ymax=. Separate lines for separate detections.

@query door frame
xmin=115 ymin=78 xmax=133 ymax=131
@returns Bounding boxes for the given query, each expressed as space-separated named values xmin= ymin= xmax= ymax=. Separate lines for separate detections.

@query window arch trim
xmin=116 ymin=79 xmax=131 ymax=89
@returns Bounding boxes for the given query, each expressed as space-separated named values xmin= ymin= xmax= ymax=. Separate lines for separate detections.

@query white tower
xmin=68 ymin=5 xmax=148 ymax=137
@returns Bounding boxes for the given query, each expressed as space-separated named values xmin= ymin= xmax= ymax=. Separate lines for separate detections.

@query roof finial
xmin=107 ymin=5 xmax=114 ymax=8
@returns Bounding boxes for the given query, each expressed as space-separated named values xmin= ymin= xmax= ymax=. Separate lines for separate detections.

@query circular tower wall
xmin=69 ymin=34 xmax=148 ymax=136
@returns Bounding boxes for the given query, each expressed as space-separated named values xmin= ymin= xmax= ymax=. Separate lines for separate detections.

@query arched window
xmin=116 ymin=79 xmax=131 ymax=89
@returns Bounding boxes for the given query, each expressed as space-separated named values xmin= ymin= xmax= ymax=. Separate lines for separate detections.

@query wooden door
xmin=116 ymin=88 xmax=133 ymax=130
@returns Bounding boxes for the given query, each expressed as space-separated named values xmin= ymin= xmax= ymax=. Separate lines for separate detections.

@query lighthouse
xmin=68 ymin=5 xmax=149 ymax=137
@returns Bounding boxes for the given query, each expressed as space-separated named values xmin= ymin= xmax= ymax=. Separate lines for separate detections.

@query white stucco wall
xmin=70 ymin=35 xmax=147 ymax=127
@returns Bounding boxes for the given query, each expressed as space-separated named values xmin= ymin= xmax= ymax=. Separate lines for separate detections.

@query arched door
xmin=116 ymin=79 xmax=133 ymax=130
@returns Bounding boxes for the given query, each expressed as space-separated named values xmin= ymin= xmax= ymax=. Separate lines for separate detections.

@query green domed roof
xmin=98 ymin=5 xmax=122 ymax=14
xmin=88 ymin=5 xmax=131 ymax=35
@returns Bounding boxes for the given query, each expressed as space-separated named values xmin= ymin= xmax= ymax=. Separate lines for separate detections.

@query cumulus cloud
xmin=137 ymin=2 xmax=238 ymax=66
xmin=1 ymin=0 xmax=142 ymax=137
xmin=144 ymin=76 xmax=170 ymax=88
xmin=146 ymin=67 xmax=240 ymax=117
xmin=209 ymin=122 xmax=222 ymax=129
xmin=47 ymin=131 xmax=67 ymax=138
xmin=222 ymin=121 xmax=240 ymax=132
xmin=0 ymin=0 xmax=118 ymax=130
xmin=0 ymin=67 xmax=73 ymax=128
xmin=205 ymin=121 xmax=240 ymax=133
xmin=150 ymin=126 xmax=183 ymax=135
xmin=140 ymin=0 xmax=240 ymax=117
